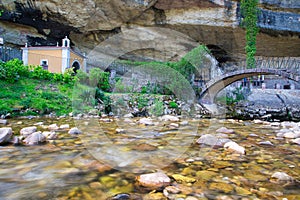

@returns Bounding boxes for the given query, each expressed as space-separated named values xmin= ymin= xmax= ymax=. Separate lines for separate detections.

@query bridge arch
xmin=199 ymin=68 xmax=300 ymax=102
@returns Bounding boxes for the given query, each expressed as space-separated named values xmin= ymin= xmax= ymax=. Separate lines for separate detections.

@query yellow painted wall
xmin=69 ymin=51 xmax=85 ymax=71
xmin=26 ymin=48 xmax=85 ymax=73
xmin=27 ymin=49 xmax=62 ymax=73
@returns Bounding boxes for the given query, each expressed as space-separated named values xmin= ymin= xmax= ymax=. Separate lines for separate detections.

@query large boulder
xmin=23 ymin=131 xmax=46 ymax=145
xmin=20 ymin=126 xmax=37 ymax=137
xmin=0 ymin=127 xmax=13 ymax=144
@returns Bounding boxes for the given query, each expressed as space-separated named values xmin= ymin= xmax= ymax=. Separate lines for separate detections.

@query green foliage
xmin=89 ymin=68 xmax=110 ymax=91
xmin=0 ymin=78 xmax=72 ymax=116
xmin=118 ymin=45 xmax=207 ymax=81
xmin=114 ymin=78 xmax=134 ymax=93
xmin=76 ymin=70 xmax=89 ymax=84
xmin=30 ymin=66 xmax=53 ymax=80
xmin=169 ymin=101 xmax=178 ymax=109
xmin=137 ymin=95 xmax=148 ymax=110
xmin=241 ymin=0 xmax=259 ymax=69
xmin=217 ymin=87 xmax=246 ymax=105
xmin=150 ymin=99 xmax=164 ymax=116
xmin=53 ymin=73 xmax=64 ymax=82
xmin=0 ymin=59 xmax=30 ymax=82
xmin=63 ymin=68 xmax=78 ymax=84
xmin=95 ymin=87 xmax=112 ymax=114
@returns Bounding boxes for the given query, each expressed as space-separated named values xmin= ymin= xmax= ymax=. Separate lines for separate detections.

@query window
xmin=40 ymin=59 xmax=48 ymax=70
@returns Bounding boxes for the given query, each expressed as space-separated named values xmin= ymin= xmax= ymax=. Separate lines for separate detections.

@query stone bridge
xmin=199 ymin=57 xmax=300 ymax=102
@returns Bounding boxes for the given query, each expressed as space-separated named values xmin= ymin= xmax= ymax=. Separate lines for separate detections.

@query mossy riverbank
xmin=0 ymin=78 xmax=74 ymax=117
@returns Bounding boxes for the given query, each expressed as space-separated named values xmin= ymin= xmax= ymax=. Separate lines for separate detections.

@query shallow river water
xmin=0 ymin=117 xmax=299 ymax=200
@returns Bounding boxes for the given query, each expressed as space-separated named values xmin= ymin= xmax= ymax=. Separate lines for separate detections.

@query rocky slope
xmin=0 ymin=0 xmax=299 ymax=61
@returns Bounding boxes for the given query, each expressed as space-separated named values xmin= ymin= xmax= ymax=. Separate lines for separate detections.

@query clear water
xmin=0 ymin=117 xmax=299 ymax=200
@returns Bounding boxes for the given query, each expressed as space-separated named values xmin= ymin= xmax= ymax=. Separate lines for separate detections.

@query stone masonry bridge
xmin=199 ymin=57 xmax=300 ymax=102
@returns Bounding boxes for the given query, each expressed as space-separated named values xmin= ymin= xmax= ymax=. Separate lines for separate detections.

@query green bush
xmin=30 ymin=66 xmax=53 ymax=80
xmin=169 ymin=101 xmax=178 ymax=109
xmin=63 ymin=68 xmax=77 ymax=84
xmin=89 ymin=68 xmax=110 ymax=91
xmin=76 ymin=70 xmax=89 ymax=84
xmin=0 ymin=59 xmax=30 ymax=83
xmin=150 ymin=99 xmax=164 ymax=116
xmin=53 ymin=73 xmax=64 ymax=82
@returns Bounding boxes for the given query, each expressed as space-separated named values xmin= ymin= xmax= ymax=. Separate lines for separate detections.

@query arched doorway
xmin=72 ymin=61 xmax=80 ymax=73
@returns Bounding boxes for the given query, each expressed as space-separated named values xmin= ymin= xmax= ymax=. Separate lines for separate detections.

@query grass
xmin=0 ymin=78 xmax=75 ymax=116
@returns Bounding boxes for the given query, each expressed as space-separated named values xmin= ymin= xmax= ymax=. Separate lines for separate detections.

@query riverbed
xmin=0 ymin=116 xmax=299 ymax=200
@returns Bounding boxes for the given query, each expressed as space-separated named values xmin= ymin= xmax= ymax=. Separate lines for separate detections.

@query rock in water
xmin=139 ymin=118 xmax=154 ymax=126
xmin=48 ymin=124 xmax=59 ymax=130
xmin=20 ymin=126 xmax=37 ymax=137
xmin=160 ymin=115 xmax=180 ymax=122
xmin=0 ymin=127 xmax=13 ymax=144
xmin=0 ymin=119 xmax=8 ymax=125
xmin=292 ymin=138 xmax=300 ymax=145
xmin=136 ymin=172 xmax=171 ymax=190
xmin=59 ymin=124 xmax=70 ymax=129
xmin=23 ymin=131 xmax=46 ymax=145
xmin=271 ymin=172 xmax=293 ymax=182
xmin=224 ymin=141 xmax=245 ymax=155
xmin=196 ymin=134 xmax=231 ymax=147
xmin=216 ymin=127 xmax=235 ymax=134
xmin=68 ymin=127 xmax=82 ymax=135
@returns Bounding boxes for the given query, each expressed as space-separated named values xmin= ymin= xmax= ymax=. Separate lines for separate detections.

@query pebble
xmin=160 ymin=115 xmax=180 ymax=122
xmin=258 ymin=141 xmax=274 ymax=146
xmin=124 ymin=113 xmax=134 ymax=118
xmin=136 ymin=172 xmax=171 ymax=190
xmin=34 ymin=122 xmax=44 ymax=126
xmin=0 ymin=119 xmax=8 ymax=125
xmin=180 ymin=121 xmax=189 ymax=126
xmin=171 ymin=174 xmax=196 ymax=183
xmin=48 ymin=124 xmax=59 ymax=130
xmin=139 ymin=118 xmax=154 ymax=126
xmin=169 ymin=123 xmax=179 ymax=128
xmin=197 ymin=134 xmax=232 ymax=147
xmin=60 ymin=124 xmax=70 ymax=129
xmin=216 ymin=127 xmax=235 ymax=134
xmin=271 ymin=172 xmax=293 ymax=182
xmin=68 ymin=127 xmax=82 ymax=135
xmin=283 ymin=131 xmax=300 ymax=139
xmin=292 ymin=138 xmax=300 ymax=145
xmin=115 ymin=128 xmax=125 ymax=133
xmin=185 ymin=197 xmax=198 ymax=200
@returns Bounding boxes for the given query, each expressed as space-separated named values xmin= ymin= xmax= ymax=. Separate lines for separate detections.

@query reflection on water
xmin=0 ymin=117 xmax=299 ymax=200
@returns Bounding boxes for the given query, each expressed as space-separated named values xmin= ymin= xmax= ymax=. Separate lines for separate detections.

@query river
xmin=0 ymin=116 xmax=299 ymax=200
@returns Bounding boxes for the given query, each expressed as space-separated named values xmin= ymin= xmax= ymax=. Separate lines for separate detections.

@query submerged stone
xmin=136 ymin=172 xmax=171 ymax=190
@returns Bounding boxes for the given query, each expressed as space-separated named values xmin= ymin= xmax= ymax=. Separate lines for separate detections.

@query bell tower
xmin=62 ymin=36 xmax=70 ymax=72
xmin=62 ymin=36 xmax=70 ymax=48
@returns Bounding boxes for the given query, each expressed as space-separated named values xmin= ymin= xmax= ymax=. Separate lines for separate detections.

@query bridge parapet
xmin=225 ymin=57 xmax=300 ymax=73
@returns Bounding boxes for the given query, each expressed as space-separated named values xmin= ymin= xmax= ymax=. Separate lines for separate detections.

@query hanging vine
xmin=241 ymin=0 xmax=259 ymax=69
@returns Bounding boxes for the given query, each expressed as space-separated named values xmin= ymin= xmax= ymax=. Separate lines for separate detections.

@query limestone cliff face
xmin=0 ymin=0 xmax=299 ymax=61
